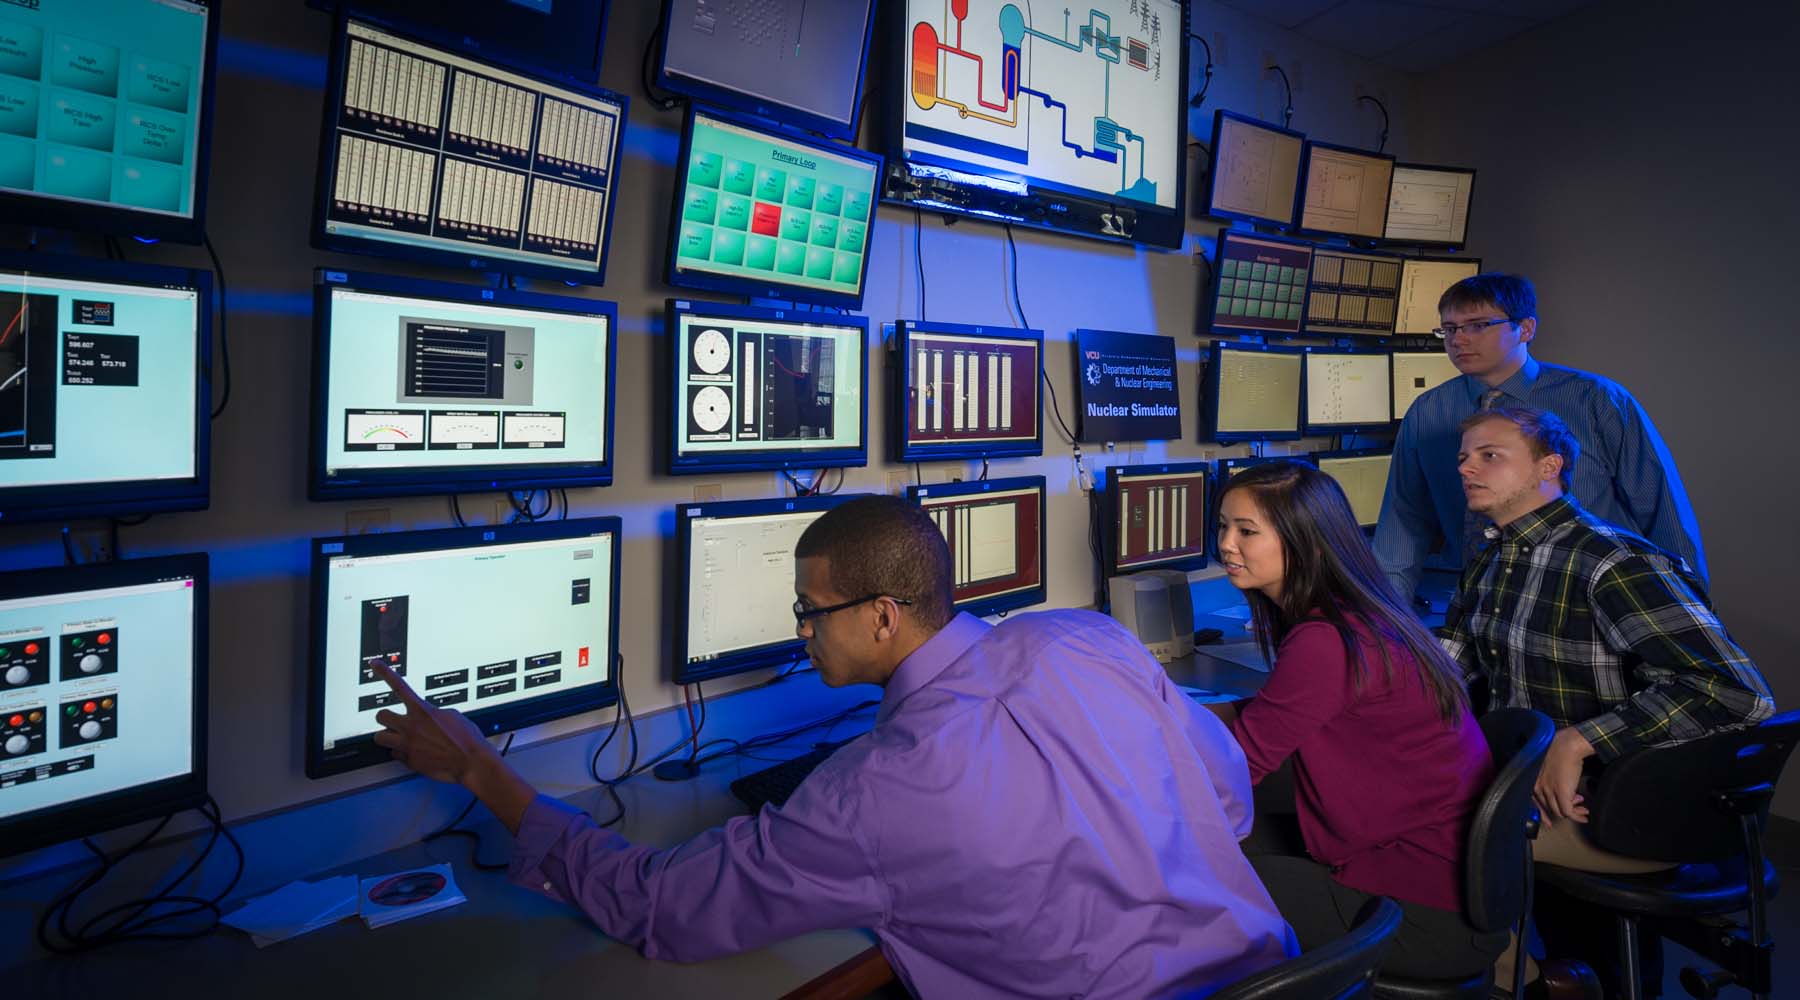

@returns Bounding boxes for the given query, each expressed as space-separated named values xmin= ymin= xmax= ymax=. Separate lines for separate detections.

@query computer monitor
xmin=674 ymin=493 xmax=861 ymax=684
xmin=1106 ymin=462 xmax=1208 ymax=576
xmin=1391 ymin=351 xmax=1462 ymax=421
xmin=0 ymin=252 xmax=210 ymax=523
xmin=1296 ymin=141 xmax=1395 ymax=240
xmin=0 ymin=554 xmax=208 ymax=859
xmin=1393 ymin=256 xmax=1483 ymax=335
xmin=1203 ymin=111 xmax=1304 ymax=227
xmin=657 ymin=0 xmax=876 ymax=140
xmin=666 ymin=105 xmax=883 ymax=310
xmin=906 ymin=476 xmax=1047 ymax=619
xmin=892 ymin=320 xmax=1043 ymax=462
xmin=1302 ymin=246 xmax=1401 ymax=337
xmin=1206 ymin=342 xmax=1302 ymax=443
xmin=306 ymin=518 xmax=621 ymax=778
xmin=309 ymin=268 xmax=616 ymax=501
xmin=305 ymin=1 xmax=611 ymax=80
xmin=667 ymin=300 xmax=868 ymax=475
xmin=1384 ymin=163 xmax=1476 ymax=249
xmin=1217 ymin=455 xmax=1287 ymax=480
xmin=1207 ymin=229 xmax=1312 ymax=337
xmin=884 ymin=0 xmax=1191 ymax=249
xmin=312 ymin=16 xmax=628 ymax=285
xmin=1303 ymin=348 xmax=1392 ymax=434
xmin=0 ymin=1 xmax=220 ymax=244
xmin=1313 ymin=448 xmax=1393 ymax=528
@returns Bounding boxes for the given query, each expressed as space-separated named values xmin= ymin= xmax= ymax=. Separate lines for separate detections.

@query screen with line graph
xmin=0 ymin=253 xmax=209 ymax=523
xmin=311 ymin=268 xmax=616 ymax=500
xmin=888 ymin=0 xmax=1189 ymax=249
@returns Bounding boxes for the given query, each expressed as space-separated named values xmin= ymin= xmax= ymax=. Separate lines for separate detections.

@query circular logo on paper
xmin=368 ymin=871 xmax=448 ymax=907
xmin=1085 ymin=362 xmax=1103 ymax=386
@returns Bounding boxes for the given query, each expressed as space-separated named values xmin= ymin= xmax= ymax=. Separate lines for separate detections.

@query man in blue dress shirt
xmin=372 ymin=495 xmax=1297 ymax=999
xmin=1374 ymin=272 xmax=1706 ymax=603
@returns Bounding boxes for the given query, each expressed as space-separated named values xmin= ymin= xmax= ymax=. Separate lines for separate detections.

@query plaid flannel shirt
xmin=1441 ymin=496 xmax=1772 ymax=762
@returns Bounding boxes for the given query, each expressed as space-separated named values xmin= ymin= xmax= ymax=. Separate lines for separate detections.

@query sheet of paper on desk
xmin=224 ymin=875 xmax=360 ymax=947
xmin=359 ymin=863 xmax=467 ymax=929
xmin=1196 ymin=602 xmax=1253 ymax=621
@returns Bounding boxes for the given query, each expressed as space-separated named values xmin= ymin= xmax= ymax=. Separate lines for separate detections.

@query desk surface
xmin=17 ymin=758 xmax=875 ymax=1000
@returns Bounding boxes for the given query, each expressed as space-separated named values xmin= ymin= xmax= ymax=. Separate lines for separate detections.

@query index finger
xmin=371 ymin=660 xmax=430 ymax=711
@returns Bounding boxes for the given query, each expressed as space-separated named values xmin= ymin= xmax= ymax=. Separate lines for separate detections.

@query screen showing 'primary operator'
xmin=317 ymin=530 xmax=615 ymax=753
xmin=1 ymin=570 xmax=197 ymax=824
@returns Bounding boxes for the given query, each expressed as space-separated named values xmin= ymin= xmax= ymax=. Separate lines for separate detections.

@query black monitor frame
xmin=1104 ymin=460 xmax=1210 ymax=576
xmin=904 ymin=474 xmax=1048 ymax=619
xmin=310 ymin=13 xmax=630 ymax=286
xmin=672 ymin=493 xmax=860 ymax=684
xmin=1202 ymin=110 xmax=1306 ymax=228
xmin=1383 ymin=162 xmax=1478 ymax=251
xmin=0 ymin=251 xmax=213 ymax=524
xmin=307 ymin=268 xmax=618 ymax=501
xmin=305 ymin=518 xmax=622 ymax=779
xmin=890 ymin=320 xmax=1044 ymax=462
xmin=654 ymin=0 xmax=876 ymax=141
xmin=879 ymin=0 xmax=1192 ymax=250
xmin=0 ymin=553 xmax=210 ymax=859
xmin=664 ymin=104 xmax=884 ymax=309
xmin=1301 ymin=346 xmax=1394 ymax=435
xmin=1205 ymin=341 xmax=1304 ymax=443
xmin=1205 ymin=227 xmax=1316 ymax=338
xmin=304 ymin=0 xmax=612 ymax=82
xmin=1294 ymin=139 xmax=1397 ymax=242
xmin=1310 ymin=446 xmax=1394 ymax=529
xmin=665 ymin=298 xmax=870 ymax=476
xmin=0 ymin=0 xmax=221 ymax=244
xmin=1299 ymin=243 xmax=1406 ymax=338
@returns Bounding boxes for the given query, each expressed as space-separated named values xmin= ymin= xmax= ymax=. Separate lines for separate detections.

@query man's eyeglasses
xmin=1432 ymin=316 xmax=1517 ymax=339
xmin=792 ymin=594 xmax=914 ymax=624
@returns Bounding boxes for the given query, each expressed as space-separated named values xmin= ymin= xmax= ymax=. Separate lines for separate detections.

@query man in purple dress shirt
xmin=373 ymin=496 xmax=1296 ymax=998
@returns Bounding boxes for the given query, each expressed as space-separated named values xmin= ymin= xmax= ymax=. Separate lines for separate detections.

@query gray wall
xmin=1406 ymin=1 xmax=1800 ymax=813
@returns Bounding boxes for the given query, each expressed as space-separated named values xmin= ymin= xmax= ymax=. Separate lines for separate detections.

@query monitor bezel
xmin=672 ymin=493 xmax=862 ymax=684
xmin=0 ymin=553 xmax=210 ymax=859
xmin=1309 ymin=446 xmax=1395 ymax=529
xmin=1392 ymin=253 xmax=1484 ymax=335
xmin=1294 ymin=139 xmax=1398 ymax=242
xmin=904 ymin=474 xmax=1048 ymax=619
xmin=665 ymin=298 xmax=871 ymax=476
xmin=654 ymin=0 xmax=877 ymax=141
xmin=0 ymin=251 xmax=213 ymax=524
xmin=891 ymin=320 xmax=1045 ymax=462
xmin=0 ymin=0 xmax=221 ymax=244
xmin=1383 ymin=162 xmax=1478 ymax=251
xmin=307 ymin=268 xmax=618 ymax=501
xmin=1301 ymin=346 xmax=1394 ymax=434
xmin=879 ymin=0 xmax=1193 ymax=250
xmin=305 ymin=517 xmax=623 ymax=779
xmin=664 ymin=104 xmax=885 ymax=310
xmin=304 ymin=0 xmax=612 ymax=81
xmin=1205 ymin=341 xmax=1304 ymax=443
xmin=309 ymin=13 xmax=631 ymax=287
xmin=1202 ymin=110 xmax=1306 ymax=228
xmin=1388 ymin=349 xmax=1464 ymax=422
xmin=1104 ymin=460 xmax=1211 ymax=576
xmin=1298 ymin=243 xmax=1407 ymax=338
xmin=1206 ymin=227 xmax=1316 ymax=338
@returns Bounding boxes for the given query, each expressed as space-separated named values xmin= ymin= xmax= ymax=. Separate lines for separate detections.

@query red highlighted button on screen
xmin=751 ymin=202 xmax=782 ymax=237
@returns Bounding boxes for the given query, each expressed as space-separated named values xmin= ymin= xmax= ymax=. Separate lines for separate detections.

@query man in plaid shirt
xmin=1442 ymin=405 xmax=1773 ymax=997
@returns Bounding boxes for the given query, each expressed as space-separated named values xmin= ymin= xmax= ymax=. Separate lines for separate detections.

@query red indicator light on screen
xmin=24 ymin=642 xmax=38 ymax=655
xmin=578 ymin=646 xmax=589 ymax=668
xmin=7 ymin=715 xmax=20 ymax=727
xmin=389 ymin=654 xmax=400 ymax=663
xmin=83 ymin=701 xmax=97 ymax=714
xmin=98 ymin=633 xmax=111 ymax=645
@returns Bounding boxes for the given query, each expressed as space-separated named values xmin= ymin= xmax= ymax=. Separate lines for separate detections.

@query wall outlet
xmin=490 ymin=498 xmax=511 ymax=524
xmin=886 ymin=471 xmax=910 ymax=495
xmin=692 ymin=482 xmax=722 ymax=502
xmin=345 ymin=508 xmax=389 ymax=534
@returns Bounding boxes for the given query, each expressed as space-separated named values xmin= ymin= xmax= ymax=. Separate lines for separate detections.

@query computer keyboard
xmin=730 ymin=739 xmax=852 ymax=812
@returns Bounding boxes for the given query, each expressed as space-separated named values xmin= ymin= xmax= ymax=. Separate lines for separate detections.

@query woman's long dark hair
xmin=1217 ymin=460 xmax=1469 ymax=726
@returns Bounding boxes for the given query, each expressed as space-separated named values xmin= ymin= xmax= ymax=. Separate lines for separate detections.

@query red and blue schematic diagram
xmin=904 ymin=0 xmax=1179 ymax=208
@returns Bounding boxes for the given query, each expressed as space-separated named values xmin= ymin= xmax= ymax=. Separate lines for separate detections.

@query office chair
xmin=1213 ymin=896 xmax=1403 ymax=1000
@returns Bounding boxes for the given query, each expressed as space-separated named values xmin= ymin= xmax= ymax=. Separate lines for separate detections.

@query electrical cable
xmin=1356 ymin=95 xmax=1391 ymax=153
xmin=202 ymin=233 xmax=231 ymax=420
xmin=1186 ymin=31 xmax=1214 ymax=109
xmin=639 ymin=4 xmax=683 ymax=111
xmin=421 ymin=733 xmax=517 ymax=871
xmin=1005 ymin=225 xmax=1078 ymax=447
xmin=1267 ymin=64 xmax=1294 ymax=128
xmin=913 ymin=208 xmax=926 ymax=321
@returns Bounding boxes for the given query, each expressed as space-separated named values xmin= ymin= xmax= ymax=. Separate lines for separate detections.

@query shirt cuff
xmin=508 ymin=794 xmax=591 ymax=901
xmin=1575 ymin=712 xmax=1642 ymax=763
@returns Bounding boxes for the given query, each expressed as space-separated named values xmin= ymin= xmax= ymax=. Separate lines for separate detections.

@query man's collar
xmin=1467 ymin=355 xmax=1541 ymax=403
xmin=1494 ymin=493 xmax=1577 ymax=547
xmin=878 ymin=613 xmax=989 ymax=723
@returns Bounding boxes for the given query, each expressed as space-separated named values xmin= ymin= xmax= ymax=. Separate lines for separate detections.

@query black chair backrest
xmin=1211 ymin=897 xmax=1403 ymax=1000
xmin=1466 ymin=708 xmax=1554 ymax=933
xmin=1585 ymin=709 xmax=1800 ymax=861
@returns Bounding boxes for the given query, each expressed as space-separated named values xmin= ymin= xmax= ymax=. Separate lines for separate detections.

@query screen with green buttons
xmin=1206 ymin=229 xmax=1314 ymax=337
xmin=667 ymin=106 xmax=883 ymax=309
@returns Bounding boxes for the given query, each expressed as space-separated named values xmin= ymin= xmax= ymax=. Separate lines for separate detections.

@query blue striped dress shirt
xmin=1374 ymin=356 xmax=1708 ymax=600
